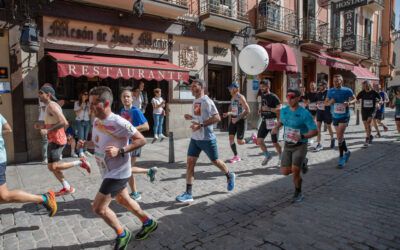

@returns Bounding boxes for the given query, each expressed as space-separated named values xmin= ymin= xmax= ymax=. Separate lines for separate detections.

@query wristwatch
xmin=119 ymin=148 xmax=125 ymax=157
xmin=200 ymin=123 xmax=204 ymax=127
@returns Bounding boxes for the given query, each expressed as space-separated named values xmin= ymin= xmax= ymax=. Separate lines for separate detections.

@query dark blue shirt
xmin=327 ymin=87 xmax=354 ymax=119
xmin=120 ymin=106 xmax=147 ymax=127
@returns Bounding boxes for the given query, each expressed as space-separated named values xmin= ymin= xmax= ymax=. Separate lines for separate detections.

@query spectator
xmin=139 ymin=81 xmax=149 ymax=113
xmin=66 ymin=125 xmax=78 ymax=158
xmin=74 ymin=90 xmax=90 ymax=157
xmin=151 ymin=88 xmax=166 ymax=139
xmin=132 ymin=86 xmax=142 ymax=110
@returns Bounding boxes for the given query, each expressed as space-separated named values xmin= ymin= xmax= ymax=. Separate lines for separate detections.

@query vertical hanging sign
xmin=342 ymin=9 xmax=356 ymax=51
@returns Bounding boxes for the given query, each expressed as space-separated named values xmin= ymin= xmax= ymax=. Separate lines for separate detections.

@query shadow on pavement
xmin=32 ymin=239 xmax=113 ymax=250
xmin=0 ymin=226 xmax=39 ymax=236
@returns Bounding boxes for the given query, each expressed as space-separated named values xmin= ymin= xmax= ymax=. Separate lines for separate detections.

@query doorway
xmin=302 ymin=57 xmax=316 ymax=90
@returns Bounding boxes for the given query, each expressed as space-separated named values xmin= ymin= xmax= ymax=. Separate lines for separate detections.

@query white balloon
xmin=238 ymin=44 xmax=269 ymax=75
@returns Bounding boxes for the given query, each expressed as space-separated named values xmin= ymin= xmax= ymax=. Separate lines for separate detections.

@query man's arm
xmin=124 ymin=131 xmax=146 ymax=153
xmin=47 ymin=103 xmax=69 ymax=131
xmin=203 ymin=113 xmax=221 ymax=126
xmin=237 ymin=96 xmax=250 ymax=120
xmin=2 ymin=122 xmax=12 ymax=134
xmin=135 ymin=122 xmax=149 ymax=132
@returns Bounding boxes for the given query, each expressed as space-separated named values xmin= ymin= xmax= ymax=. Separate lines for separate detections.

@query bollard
xmin=356 ymin=108 xmax=360 ymax=125
xmin=168 ymin=131 xmax=175 ymax=163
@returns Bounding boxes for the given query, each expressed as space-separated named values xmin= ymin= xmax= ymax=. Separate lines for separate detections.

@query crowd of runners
xmin=1 ymin=74 xmax=400 ymax=249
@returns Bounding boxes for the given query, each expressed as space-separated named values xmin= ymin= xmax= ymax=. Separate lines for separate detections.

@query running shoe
xmin=369 ymin=135 xmax=373 ymax=144
xmin=114 ymin=229 xmax=132 ymax=250
xmin=344 ymin=151 xmax=351 ymax=163
xmin=80 ymin=157 xmax=91 ymax=174
xmin=147 ymin=167 xmax=158 ymax=183
xmin=292 ymin=191 xmax=304 ymax=203
xmin=261 ymin=152 xmax=272 ymax=166
xmin=159 ymin=134 xmax=167 ymax=139
xmin=71 ymin=153 xmax=78 ymax=158
xmin=313 ymin=144 xmax=323 ymax=152
xmin=79 ymin=152 xmax=85 ymax=158
xmin=176 ymin=192 xmax=193 ymax=203
xmin=42 ymin=191 xmax=57 ymax=217
xmin=130 ymin=192 xmax=142 ymax=201
xmin=85 ymin=151 xmax=93 ymax=157
xmin=56 ymin=187 xmax=75 ymax=196
xmin=383 ymin=126 xmax=388 ymax=132
xmin=338 ymin=156 xmax=346 ymax=169
xmin=301 ymin=158 xmax=309 ymax=174
xmin=362 ymin=138 xmax=369 ymax=148
xmin=42 ymin=159 xmax=48 ymax=165
xmin=229 ymin=155 xmax=241 ymax=163
xmin=375 ymin=133 xmax=381 ymax=138
xmin=154 ymin=134 xmax=159 ymax=139
xmin=227 ymin=172 xmax=236 ymax=191
xmin=330 ymin=138 xmax=336 ymax=149
xmin=135 ymin=219 xmax=158 ymax=240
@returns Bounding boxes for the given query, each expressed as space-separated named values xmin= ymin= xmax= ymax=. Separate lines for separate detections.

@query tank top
xmin=395 ymin=97 xmax=400 ymax=117
xmin=230 ymin=93 xmax=243 ymax=118
xmin=45 ymin=101 xmax=67 ymax=145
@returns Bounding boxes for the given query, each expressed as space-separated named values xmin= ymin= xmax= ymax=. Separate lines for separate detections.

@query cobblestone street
xmin=1 ymin=113 xmax=400 ymax=250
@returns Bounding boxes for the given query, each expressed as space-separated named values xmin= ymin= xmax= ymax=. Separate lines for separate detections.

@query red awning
xmin=48 ymin=52 xmax=189 ymax=82
xmin=303 ymin=50 xmax=354 ymax=71
xmin=261 ymin=43 xmax=298 ymax=73
xmin=352 ymin=66 xmax=379 ymax=80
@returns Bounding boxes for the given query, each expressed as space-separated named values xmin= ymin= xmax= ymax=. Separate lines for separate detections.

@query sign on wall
xmin=179 ymin=45 xmax=199 ymax=69
xmin=333 ymin=0 xmax=367 ymax=11
xmin=341 ymin=9 xmax=357 ymax=52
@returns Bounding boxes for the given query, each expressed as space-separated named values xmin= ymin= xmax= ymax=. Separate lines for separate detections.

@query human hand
xmin=105 ymin=146 xmax=120 ymax=158
xmin=184 ymin=114 xmax=193 ymax=120
xmin=190 ymin=121 xmax=201 ymax=132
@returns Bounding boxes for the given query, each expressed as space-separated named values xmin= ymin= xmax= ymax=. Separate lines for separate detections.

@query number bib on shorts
xmin=333 ymin=103 xmax=346 ymax=114
xmin=308 ymin=102 xmax=317 ymax=111
xmin=317 ymin=101 xmax=325 ymax=110
xmin=363 ymin=99 xmax=373 ymax=108
xmin=284 ymin=127 xmax=301 ymax=144
xmin=95 ymin=152 xmax=108 ymax=176
xmin=265 ymin=118 xmax=276 ymax=130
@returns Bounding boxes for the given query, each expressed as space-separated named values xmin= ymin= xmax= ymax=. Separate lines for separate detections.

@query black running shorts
xmin=228 ymin=119 xmax=245 ymax=140
xmin=257 ymin=120 xmax=278 ymax=143
xmin=99 ymin=178 xmax=130 ymax=198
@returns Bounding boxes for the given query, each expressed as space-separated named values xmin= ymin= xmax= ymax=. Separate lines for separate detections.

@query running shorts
xmin=374 ymin=110 xmax=384 ymax=120
xmin=332 ymin=117 xmax=350 ymax=127
xmin=47 ymin=142 xmax=66 ymax=163
xmin=0 ymin=162 xmax=6 ymax=185
xmin=257 ymin=120 xmax=278 ymax=143
xmin=99 ymin=178 xmax=130 ymax=197
xmin=228 ymin=119 xmax=245 ymax=140
xmin=281 ymin=143 xmax=307 ymax=168
xmin=187 ymin=138 xmax=219 ymax=161
xmin=316 ymin=110 xmax=332 ymax=124
xmin=361 ymin=108 xmax=376 ymax=121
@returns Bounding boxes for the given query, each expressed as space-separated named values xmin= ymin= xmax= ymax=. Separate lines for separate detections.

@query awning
xmin=302 ymin=50 xmax=354 ymax=71
xmin=352 ymin=66 xmax=379 ymax=80
xmin=48 ymin=52 xmax=190 ymax=82
xmin=261 ymin=43 xmax=298 ymax=73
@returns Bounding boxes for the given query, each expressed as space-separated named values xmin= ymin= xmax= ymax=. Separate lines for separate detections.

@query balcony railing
xmin=300 ymin=17 xmax=330 ymax=45
xmin=331 ymin=32 xmax=380 ymax=60
xmin=199 ymin=0 xmax=248 ymax=21
xmin=257 ymin=3 xmax=298 ymax=36
xmin=369 ymin=0 xmax=384 ymax=7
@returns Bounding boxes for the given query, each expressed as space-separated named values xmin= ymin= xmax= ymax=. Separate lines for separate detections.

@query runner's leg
xmin=0 ymin=183 xmax=43 ymax=203
xmin=92 ymin=192 xmax=123 ymax=232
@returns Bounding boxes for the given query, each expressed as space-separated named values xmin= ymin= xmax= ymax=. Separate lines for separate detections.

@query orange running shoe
xmin=80 ymin=157 xmax=91 ymax=174
xmin=42 ymin=190 xmax=57 ymax=217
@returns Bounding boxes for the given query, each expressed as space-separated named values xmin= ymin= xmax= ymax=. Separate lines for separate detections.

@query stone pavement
xmin=1 ymin=111 xmax=400 ymax=250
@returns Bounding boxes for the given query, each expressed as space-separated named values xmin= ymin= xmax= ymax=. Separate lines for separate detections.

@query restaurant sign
xmin=333 ymin=0 xmax=367 ymax=11
xmin=341 ymin=9 xmax=356 ymax=52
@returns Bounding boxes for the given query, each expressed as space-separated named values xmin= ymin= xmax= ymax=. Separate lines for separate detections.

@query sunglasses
xmin=286 ymin=93 xmax=297 ymax=99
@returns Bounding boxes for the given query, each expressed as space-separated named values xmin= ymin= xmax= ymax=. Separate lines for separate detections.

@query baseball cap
xmin=40 ymin=85 xmax=58 ymax=101
xmin=228 ymin=82 xmax=239 ymax=89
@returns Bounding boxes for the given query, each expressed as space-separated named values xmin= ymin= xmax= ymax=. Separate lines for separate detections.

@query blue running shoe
xmin=292 ymin=191 xmax=304 ymax=203
xmin=344 ymin=151 xmax=351 ymax=163
xmin=176 ymin=192 xmax=193 ymax=203
xmin=227 ymin=172 xmax=236 ymax=191
xmin=261 ymin=151 xmax=272 ymax=166
xmin=338 ymin=156 xmax=346 ymax=169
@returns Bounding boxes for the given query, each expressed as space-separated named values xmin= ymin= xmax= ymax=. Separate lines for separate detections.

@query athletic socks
xmin=140 ymin=216 xmax=150 ymax=224
xmin=62 ymin=180 xmax=71 ymax=190
xmin=296 ymin=179 xmax=302 ymax=193
xmin=225 ymin=172 xmax=231 ymax=180
xmin=230 ymin=143 xmax=238 ymax=156
xmin=116 ymin=228 xmax=126 ymax=238
xmin=71 ymin=160 xmax=82 ymax=168
xmin=41 ymin=194 xmax=48 ymax=204
xmin=186 ymin=184 xmax=192 ymax=195
xmin=339 ymin=139 xmax=348 ymax=157
xmin=342 ymin=140 xmax=348 ymax=152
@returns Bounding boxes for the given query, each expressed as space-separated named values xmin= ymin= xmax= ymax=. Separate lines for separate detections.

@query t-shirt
xmin=394 ymin=97 xmax=400 ymax=117
xmin=191 ymin=95 xmax=218 ymax=141
xmin=356 ymin=90 xmax=381 ymax=110
xmin=132 ymin=95 xmax=142 ymax=110
xmin=327 ymin=87 xmax=354 ymax=119
xmin=74 ymin=101 xmax=90 ymax=121
xmin=0 ymin=114 xmax=7 ymax=164
xmin=305 ymin=92 xmax=319 ymax=111
xmin=92 ymin=113 xmax=138 ymax=179
xmin=316 ymin=90 xmax=330 ymax=112
xmin=280 ymin=106 xmax=317 ymax=144
xmin=120 ymin=106 xmax=147 ymax=127
xmin=151 ymin=97 xmax=165 ymax=115
xmin=260 ymin=92 xmax=280 ymax=119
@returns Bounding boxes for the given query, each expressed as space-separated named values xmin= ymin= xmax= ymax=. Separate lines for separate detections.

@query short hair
xmin=319 ymin=80 xmax=327 ymax=86
xmin=333 ymin=74 xmax=343 ymax=81
xmin=120 ymin=86 xmax=133 ymax=96
xmin=132 ymin=86 xmax=140 ymax=92
xmin=154 ymin=88 xmax=161 ymax=94
xmin=89 ymin=86 xmax=113 ymax=104
xmin=192 ymin=78 xmax=205 ymax=88
xmin=260 ymin=79 xmax=271 ymax=85
xmin=362 ymin=80 xmax=371 ymax=87
xmin=287 ymin=88 xmax=301 ymax=97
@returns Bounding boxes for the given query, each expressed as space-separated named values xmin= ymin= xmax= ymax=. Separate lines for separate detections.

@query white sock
xmin=62 ymin=180 xmax=70 ymax=190
xmin=72 ymin=160 xmax=81 ymax=167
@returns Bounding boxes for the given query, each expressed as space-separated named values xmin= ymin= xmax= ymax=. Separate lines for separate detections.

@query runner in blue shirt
xmin=272 ymin=89 xmax=317 ymax=203
xmin=120 ymin=87 xmax=158 ymax=201
xmin=325 ymin=74 xmax=356 ymax=168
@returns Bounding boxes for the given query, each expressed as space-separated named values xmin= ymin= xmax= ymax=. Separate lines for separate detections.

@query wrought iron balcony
xmin=300 ymin=17 xmax=330 ymax=45
xmin=366 ymin=0 xmax=384 ymax=11
xmin=257 ymin=2 xmax=298 ymax=36
xmin=331 ymin=33 xmax=380 ymax=60
xmin=156 ymin=0 xmax=188 ymax=7
xmin=199 ymin=0 xmax=248 ymax=21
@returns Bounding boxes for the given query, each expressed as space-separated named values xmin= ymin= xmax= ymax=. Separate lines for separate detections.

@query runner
xmin=176 ymin=79 xmax=236 ymax=203
xmin=390 ymin=87 xmax=400 ymax=141
xmin=256 ymin=79 xmax=282 ymax=166
xmin=82 ymin=86 xmax=158 ymax=248
xmin=314 ymin=80 xmax=335 ymax=151
xmin=299 ymin=85 xmax=307 ymax=108
xmin=271 ymin=89 xmax=318 ymax=203
xmin=120 ymin=87 xmax=158 ymax=201
xmin=0 ymin=113 xmax=57 ymax=217
xmin=35 ymin=85 xmax=91 ymax=196
xmin=325 ymin=74 xmax=356 ymax=168
xmin=356 ymin=80 xmax=382 ymax=147
xmin=223 ymin=82 xmax=250 ymax=163
xmin=304 ymin=82 xmax=319 ymax=120
xmin=372 ymin=83 xmax=389 ymax=137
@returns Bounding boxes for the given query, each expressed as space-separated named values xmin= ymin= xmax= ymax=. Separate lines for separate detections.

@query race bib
xmin=231 ymin=117 xmax=238 ymax=123
xmin=333 ymin=103 xmax=346 ymax=114
xmin=261 ymin=105 xmax=270 ymax=112
xmin=363 ymin=99 xmax=373 ymax=108
xmin=284 ymin=127 xmax=301 ymax=144
xmin=317 ymin=101 xmax=325 ymax=110
xmin=95 ymin=153 xmax=108 ymax=176
xmin=231 ymin=105 xmax=238 ymax=116
xmin=308 ymin=102 xmax=317 ymax=111
xmin=265 ymin=119 xmax=276 ymax=130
